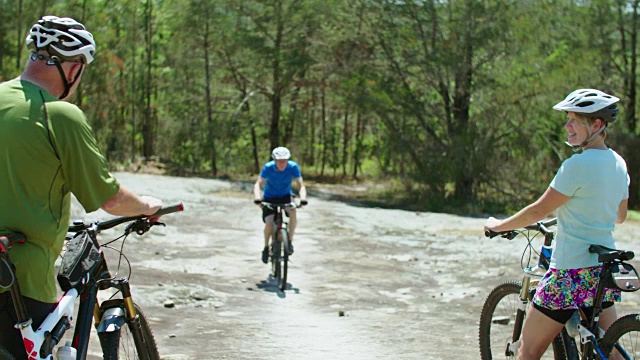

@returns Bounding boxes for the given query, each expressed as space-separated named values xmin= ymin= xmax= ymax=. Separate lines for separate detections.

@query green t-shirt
xmin=0 ymin=79 xmax=119 ymax=303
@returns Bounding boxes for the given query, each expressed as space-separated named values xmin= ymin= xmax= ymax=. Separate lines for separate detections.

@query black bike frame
xmin=581 ymin=261 xmax=616 ymax=359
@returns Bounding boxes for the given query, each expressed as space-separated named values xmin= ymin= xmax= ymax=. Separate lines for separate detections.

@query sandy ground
xmin=67 ymin=172 xmax=640 ymax=360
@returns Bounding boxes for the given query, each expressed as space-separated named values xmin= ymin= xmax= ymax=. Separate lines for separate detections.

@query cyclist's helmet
xmin=271 ymin=147 xmax=291 ymax=160
xmin=552 ymin=88 xmax=619 ymax=123
xmin=26 ymin=16 xmax=96 ymax=64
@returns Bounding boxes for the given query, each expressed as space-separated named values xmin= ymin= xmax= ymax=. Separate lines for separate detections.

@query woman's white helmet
xmin=553 ymin=89 xmax=620 ymax=151
xmin=552 ymin=89 xmax=619 ymax=122
xmin=26 ymin=16 xmax=96 ymax=64
xmin=271 ymin=147 xmax=291 ymax=160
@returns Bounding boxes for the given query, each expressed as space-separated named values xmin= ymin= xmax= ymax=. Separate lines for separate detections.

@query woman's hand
xmin=484 ymin=216 xmax=502 ymax=233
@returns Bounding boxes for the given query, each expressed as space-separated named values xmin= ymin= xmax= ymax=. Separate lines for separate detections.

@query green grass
xmin=627 ymin=210 xmax=640 ymax=222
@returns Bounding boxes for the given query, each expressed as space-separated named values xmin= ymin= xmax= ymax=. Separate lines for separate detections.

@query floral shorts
xmin=532 ymin=265 xmax=621 ymax=310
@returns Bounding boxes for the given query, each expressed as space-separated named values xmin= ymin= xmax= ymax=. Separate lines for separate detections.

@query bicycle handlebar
xmin=485 ymin=217 xmax=557 ymax=239
xmin=68 ymin=202 xmax=184 ymax=233
xmin=260 ymin=201 xmax=300 ymax=210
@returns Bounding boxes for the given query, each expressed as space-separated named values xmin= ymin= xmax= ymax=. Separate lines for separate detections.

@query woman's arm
xmin=484 ymin=186 xmax=570 ymax=232
xmin=616 ymin=199 xmax=628 ymax=224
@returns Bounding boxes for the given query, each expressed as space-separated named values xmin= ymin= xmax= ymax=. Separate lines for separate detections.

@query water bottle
xmin=56 ymin=342 xmax=77 ymax=360
xmin=538 ymin=244 xmax=552 ymax=270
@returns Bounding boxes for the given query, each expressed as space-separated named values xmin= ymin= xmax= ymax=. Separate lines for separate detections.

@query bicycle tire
xmin=600 ymin=313 xmax=640 ymax=358
xmin=272 ymin=232 xmax=282 ymax=282
xmin=479 ymin=280 xmax=571 ymax=360
xmin=279 ymin=228 xmax=289 ymax=291
xmin=99 ymin=302 xmax=160 ymax=360
xmin=0 ymin=346 xmax=15 ymax=360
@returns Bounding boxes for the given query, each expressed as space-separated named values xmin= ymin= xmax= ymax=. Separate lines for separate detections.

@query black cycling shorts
xmin=262 ymin=195 xmax=293 ymax=223
xmin=0 ymin=292 xmax=56 ymax=360
xmin=533 ymin=301 xmax=614 ymax=324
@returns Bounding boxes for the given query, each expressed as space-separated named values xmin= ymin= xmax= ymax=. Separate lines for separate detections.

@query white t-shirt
xmin=550 ymin=149 xmax=629 ymax=269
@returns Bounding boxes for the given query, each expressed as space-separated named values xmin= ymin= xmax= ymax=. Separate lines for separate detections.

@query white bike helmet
xmin=26 ymin=16 xmax=96 ymax=64
xmin=271 ymin=147 xmax=291 ymax=160
xmin=553 ymin=89 xmax=620 ymax=151
xmin=552 ymin=89 xmax=619 ymax=123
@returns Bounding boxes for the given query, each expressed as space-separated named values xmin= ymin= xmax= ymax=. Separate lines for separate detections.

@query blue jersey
xmin=260 ymin=160 xmax=302 ymax=199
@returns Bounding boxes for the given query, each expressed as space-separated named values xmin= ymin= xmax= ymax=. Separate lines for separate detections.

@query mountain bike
xmin=482 ymin=221 xmax=640 ymax=359
xmin=0 ymin=203 xmax=184 ymax=360
xmin=259 ymin=201 xmax=304 ymax=292
xmin=480 ymin=218 xmax=577 ymax=359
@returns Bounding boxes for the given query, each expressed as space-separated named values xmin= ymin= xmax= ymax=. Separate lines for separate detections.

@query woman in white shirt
xmin=484 ymin=89 xmax=629 ymax=360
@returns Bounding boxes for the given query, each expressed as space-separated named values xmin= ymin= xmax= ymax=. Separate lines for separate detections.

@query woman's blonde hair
xmin=574 ymin=113 xmax=607 ymax=140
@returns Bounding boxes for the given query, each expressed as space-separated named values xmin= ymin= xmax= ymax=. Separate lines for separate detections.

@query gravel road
xmin=69 ymin=172 xmax=640 ymax=360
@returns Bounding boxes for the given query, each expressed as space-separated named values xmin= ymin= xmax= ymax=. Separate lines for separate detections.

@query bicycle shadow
xmin=255 ymin=276 xmax=300 ymax=298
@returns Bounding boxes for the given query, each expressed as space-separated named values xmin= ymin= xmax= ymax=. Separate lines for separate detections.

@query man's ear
xmin=67 ymin=63 xmax=84 ymax=82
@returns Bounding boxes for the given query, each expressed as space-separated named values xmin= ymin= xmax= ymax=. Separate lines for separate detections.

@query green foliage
xmin=3 ymin=0 xmax=640 ymax=212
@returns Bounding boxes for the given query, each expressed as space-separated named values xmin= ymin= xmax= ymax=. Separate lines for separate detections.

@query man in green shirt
xmin=0 ymin=16 xmax=163 ymax=359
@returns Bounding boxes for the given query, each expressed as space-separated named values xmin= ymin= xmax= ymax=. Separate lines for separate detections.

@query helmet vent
xmin=576 ymin=101 xmax=594 ymax=107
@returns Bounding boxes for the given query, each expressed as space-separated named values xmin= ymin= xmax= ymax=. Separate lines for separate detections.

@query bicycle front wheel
xmin=279 ymin=228 xmax=289 ymax=291
xmin=600 ymin=313 xmax=640 ymax=358
xmin=479 ymin=280 xmax=570 ymax=360
xmin=0 ymin=346 xmax=15 ymax=360
xmin=271 ymin=236 xmax=281 ymax=284
xmin=99 ymin=302 xmax=160 ymax=360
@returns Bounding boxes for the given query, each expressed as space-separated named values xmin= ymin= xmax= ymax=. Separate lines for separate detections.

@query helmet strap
xmin=50 ymin=58 xmax=83 ymax=99
xmin=565 ymin=122 xmax=608 ymax=152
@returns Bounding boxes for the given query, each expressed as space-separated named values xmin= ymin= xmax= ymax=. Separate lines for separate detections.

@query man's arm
xmin=254 ymin=177 xmax=266 ymax=201
xmin=295 ymin=177 xmax=307 ymax=202
xmin=101 ymin=184 xmax=163 ymax=216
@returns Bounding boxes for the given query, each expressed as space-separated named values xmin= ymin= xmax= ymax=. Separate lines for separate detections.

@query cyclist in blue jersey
xmin=254 ymin=147 xmax=307 ymax=264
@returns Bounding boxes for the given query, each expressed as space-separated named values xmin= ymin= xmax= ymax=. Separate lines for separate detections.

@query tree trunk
xmin=203 ymin=16 xmax=217 ymax=176
xmin=352 ymin=111 xmax=363 ymax=179
xmin=451 ymin=5 xmax=475 ymax=204
xmin=284 ymin=77 xmax=305 ymax=146
xmin=342 ymin=107 xmax=350 ymax=177
xmin=320 ymin=82 xmax=327 ymax=176
xmin=14 ymin=0 xmax=23 ymax=71
xmin=270 ymin=94 xmax=282 ymax=151
xmin=142 ymin=0 xmax=154 ymax=160
xmin=130 ymin=7 xmax=138 ymax=163
xmin=269 ymin=1 xmax=284 ymax=152
xmin=251 ymin=118 xmax=260 ymax=174
xmin=307 ymin=87 xmax=317 ymax=166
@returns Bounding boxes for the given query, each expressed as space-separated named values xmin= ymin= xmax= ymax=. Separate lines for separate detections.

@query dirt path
xmin=73 ymin=172 xmax=640 ymax=360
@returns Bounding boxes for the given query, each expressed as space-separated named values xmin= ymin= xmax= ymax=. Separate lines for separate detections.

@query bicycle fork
xmin=95 ymin=278 xmax=153 ymax=359
xmin=506 ymin=276 xmax=532 ymax=357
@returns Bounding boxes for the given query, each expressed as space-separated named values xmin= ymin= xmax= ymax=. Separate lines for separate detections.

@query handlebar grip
xmin=300 ymin=200 xmax=308 ymax=206
xmin=254 ymin=199 xmax=262 ymax=205
xmin=485 ymin=230 xmax=499 ymax=238
xmin=485 ymin=229 xmax=518 ymax=240
xmin=152 ymin=202 xmax=184 ymax=217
